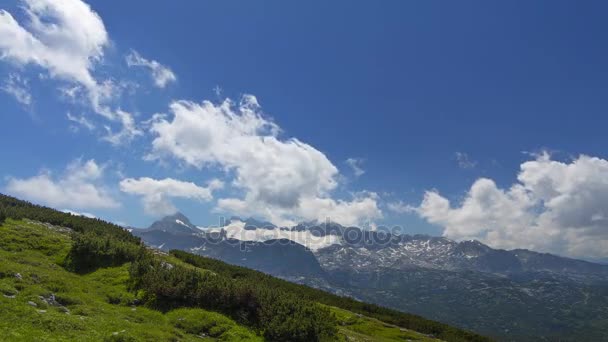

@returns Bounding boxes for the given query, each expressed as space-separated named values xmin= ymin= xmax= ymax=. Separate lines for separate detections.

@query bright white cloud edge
xmin=146 ymin=95 xmax=382 ymax=227
xmin=413 ymin=153 xmax=608 ymax=259
xmin=120 ymin=177 xmax=223 ymax=216
xmin=5 ymin=159 xmax=119 ymax=210
xmin=0 ymin=0 xmax=141 ymax=144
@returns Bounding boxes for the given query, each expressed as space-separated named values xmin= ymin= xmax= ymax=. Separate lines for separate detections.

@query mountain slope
xmin=0 ymin=218 xmax=449 ymax=342
xmin=0 ymin=218 xmax=261 ymax=341
xmin=313 ymin=234 xmax=608 ymax=341
xmin=0 ymin=194 xmax=488 ymax=341
xmin=140 ymin=212 xmax=199 ymax=234
xmin=134 ymin=214 xmax=608 ymax=341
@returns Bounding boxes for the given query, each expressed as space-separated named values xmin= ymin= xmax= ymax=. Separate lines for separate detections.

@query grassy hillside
xmin=0 ymin=194 xmax=490 ymax=341
xmin=0 ymin=218 xmax=262 ymax=341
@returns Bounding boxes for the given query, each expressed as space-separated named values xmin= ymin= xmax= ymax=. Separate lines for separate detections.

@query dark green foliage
xmin=129 ymin=252 xmax=337 ymax=341
xmin=0 ymin=194 xmax=139 ymax=244
xmin=171 ymin=250 xmax=491 ymax=342
xmin=258 ymin=293 xmax=336 ymax=341
xmin=65 ymin=231 xmax=144 ymax=273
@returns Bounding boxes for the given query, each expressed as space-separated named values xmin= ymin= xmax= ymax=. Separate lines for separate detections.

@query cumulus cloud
xmin=1 ymin=73 xmax=31 ymax=106
xmin=217 ymin=191 xmax=382 ymax=227
xmin=0 ymin=0 xmax=139 ymax=144
xmin=146 ymin=95 xmax=382 ymax=226
xmin=5 ymin=159 xmax=119 ymax=210
xmin=346 ymin=158 xmax=365 ymax=177
xmin=126 ymin=50 xmax=176 ymax=88
xmin=413 ymin=152 xmax=608 ymax=258
xmin=120 ymin=177 xmax=223 ymax=216
xmin=0 ymin=0 xmax=107 ymax=104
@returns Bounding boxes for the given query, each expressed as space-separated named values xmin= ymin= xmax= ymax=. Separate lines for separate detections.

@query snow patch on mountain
xmin=175 ymin=219 xmax=190 ymax=228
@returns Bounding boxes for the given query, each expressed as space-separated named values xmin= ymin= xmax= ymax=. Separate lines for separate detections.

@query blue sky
xmin=1 ymin=0 xmax=608 ymax=258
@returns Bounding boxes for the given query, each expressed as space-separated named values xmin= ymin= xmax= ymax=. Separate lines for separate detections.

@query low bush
xmin=129 ymin=253 xmax=336 ymax=341
xmin=64 ymin=232 xmax=143 ymax=273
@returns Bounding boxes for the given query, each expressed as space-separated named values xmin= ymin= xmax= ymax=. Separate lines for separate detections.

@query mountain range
xmin=133 ymin=213 xmax=608 ymax=341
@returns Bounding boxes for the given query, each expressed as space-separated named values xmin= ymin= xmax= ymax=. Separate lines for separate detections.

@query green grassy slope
xmin=0 ymin=219 xmax=441 ymax=341
xmin=331 ymin=307 xmax=442 ymax=342
xmin=0 ymin=219 xmax=261 ymax=341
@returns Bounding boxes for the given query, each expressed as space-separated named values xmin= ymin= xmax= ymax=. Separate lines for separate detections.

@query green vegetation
xmin=65 ymin=231 xmax=143 ymax=273
xmin=0 ymin=193 xmax=491 ymax=341
xmin=171 ymin=250 xmax=490 ymax=342
xmin=331 ymin=307 xmax=441 ymax=342
xmin=129 ymin=250 xmax=336 ymax=341
xmin=0 ymin=194 xmax=137 ymax=243
xmin=0 ymin=219 xmax=260 ymax=341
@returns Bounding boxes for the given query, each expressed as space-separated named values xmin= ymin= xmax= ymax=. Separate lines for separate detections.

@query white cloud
xmin=0 ymin=0 xmax=139 ymax=144
xmin=120 ymin=177 xmax=223 ymax=216
xmin=126 ymin=50 xmax=176 ymax=88
xmin=62 ymin=209 xmax=96 ymax=218
xmin=0 ymin=0 xmax=107 ymax=104
xmin=386 ymin=200 xmax=412 ymax=214
xmin=67 ymin=112 xmax=95 ymax=131
xmin=147 ymin=95 xmax=382 ymax=226
xmin=204 ymin=219 xmax=341 ymax=251
xmin=5 ymin=159 xmax=119 ymax=210
xmin=455 ymin=152 xmax=477 ymax=169
xmin=217 ymin=191 xmax=382 ymax=227
xmin=1 ymin=73 xmax=31 ymax=106
xmin=102 ymin=109 xmax=143 ymax=145
xmin=346 ymin=158 xmax=365 ymax=177
xmin=413 ymin=152 xmax=608 ymax=258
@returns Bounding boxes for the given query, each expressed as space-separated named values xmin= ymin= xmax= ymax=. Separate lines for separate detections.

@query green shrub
xmin=129 ymin=254 xmax=336 ymax=341
xmin=64 ymin=232 xmax=143 ymax=273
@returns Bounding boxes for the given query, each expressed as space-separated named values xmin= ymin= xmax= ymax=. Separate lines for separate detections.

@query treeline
xmin=172 ymin=250 xmax=492 ymax=342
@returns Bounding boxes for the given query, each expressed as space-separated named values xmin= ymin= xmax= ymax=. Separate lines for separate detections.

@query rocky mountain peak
xmin=147 ymin=212 xmax=197 ymax=233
